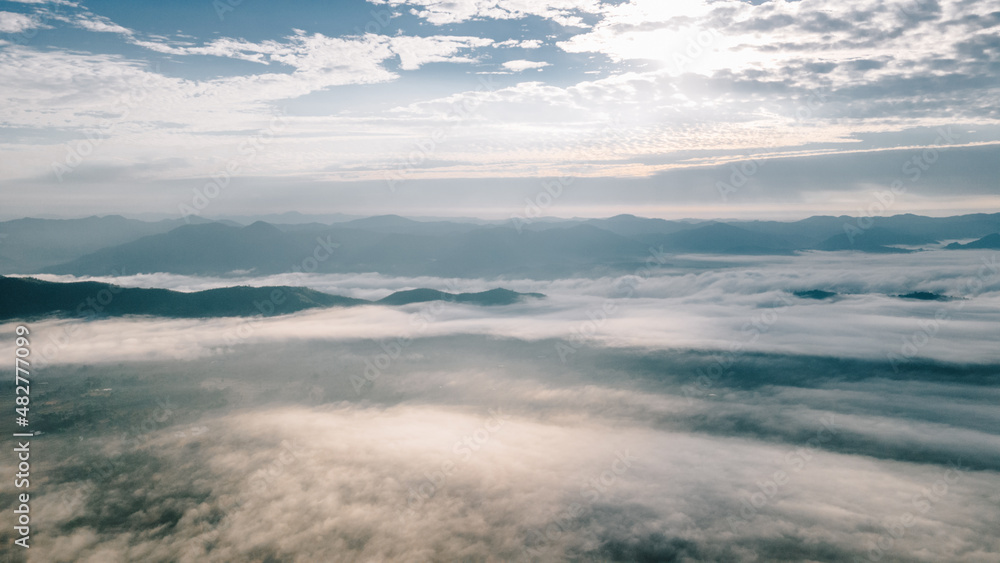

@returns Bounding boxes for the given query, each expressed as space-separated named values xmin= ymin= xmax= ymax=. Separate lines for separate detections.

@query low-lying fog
xmin=16 ymin=250 xmax=1000 ymax=367
xmin=2 ymin=250 xmax=998 ymax=562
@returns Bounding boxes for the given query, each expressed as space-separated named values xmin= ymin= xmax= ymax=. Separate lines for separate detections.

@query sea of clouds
xmin=2 ymin=250 xmax=999 ymax=561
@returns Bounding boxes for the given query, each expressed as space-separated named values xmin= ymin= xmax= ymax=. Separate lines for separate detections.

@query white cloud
xmin=125 ymin=31 xmax=492 ymax=74
xmin=388 ymin=35 xmax=493 ymax=70
xmin=496 ymin=39 xmax=544 ymax=49
xmin=73 ymin=13 xmax=132 ymax=35
xmin=369 ymin=0 xmax=604 ymax=27
xmin=558 ymin=0 xmax=1000 ymax=86
xmin=5 ymin=0 xmax=78 ymax=5
xmin=2 ymin=0 xmax=998 ymax=193
xmin=502 ymin=59 xmax=550 ymax=72
xmin=12 ymin=250 xmax=1000 ymax=368
xmin=0 ymin=30 xmax=493 ymax=132
xmin=0 ymin=11 xmax=45 ymax=33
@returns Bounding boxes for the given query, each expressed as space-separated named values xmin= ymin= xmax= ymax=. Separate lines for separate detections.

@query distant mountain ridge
xmin=0 ymin=276 xmax=544 ymax=321
xmin=3 ymin=212 xmax=999 ymax=278
xmin=945 ymin=233 xmax=1000 ymax=250
xmin=812 ymin=227 xmax=934 ymax=253
xmin=0 ymin=215 xmax=216 ymax=273
xmin=377 ymin=287 xmax=544 ymax=306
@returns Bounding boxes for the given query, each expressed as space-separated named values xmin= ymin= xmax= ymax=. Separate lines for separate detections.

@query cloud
xmin=126 ymin=31 xmax=492 ymax=75
xmin=10 ymin=249 xmax=1000 ymax=369
xmin=368 ymin=0 xmax=604 ymax=27
xmin=388 ymin=35 xmax=493 ymax=70
xmin=495 ymin=39 xmax=544 ymax=49
xmin=0 ymin=11 xmax=46 ymax=33
xmin=13 ymin=328 xmax=1000 ymax=561
xmin=502 ymin=59 xmax=550 ymax=72
xmin=558 ymin=0 xmax=1000 ymax=91
xmin=72 ymin=13 xmax=132 ymax=35
xmin=2 ymin=0 xmax=998 ymax=206
xmin=5 ymin=0 xmax=78 ymax=5
xmin=0 ymin=31 xmax=492 ymax=138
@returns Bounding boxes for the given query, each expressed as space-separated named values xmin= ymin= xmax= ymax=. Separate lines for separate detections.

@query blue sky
xmin=0 ymin=0 xmax=998 ymax=219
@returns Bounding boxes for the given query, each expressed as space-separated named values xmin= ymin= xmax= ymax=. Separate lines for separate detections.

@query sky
xmin=0 ymin=0 xmax=998 ymax=219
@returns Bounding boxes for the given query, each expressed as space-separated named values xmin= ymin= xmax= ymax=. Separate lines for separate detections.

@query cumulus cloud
xmin=502 ymin=59 xmax=550 ymax=72
xmin=0 ymin=10 xmax=45 ymax=33
xmin=388 ymin=35 xmax=493 ymax=70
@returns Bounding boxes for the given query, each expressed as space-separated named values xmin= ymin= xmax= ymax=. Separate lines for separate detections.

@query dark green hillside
xmin=0 ymin=276 xmax=543 ymax=320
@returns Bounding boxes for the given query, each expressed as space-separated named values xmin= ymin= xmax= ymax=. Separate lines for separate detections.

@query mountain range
xmin=945 ymin=233 xmax=1000 ymax=250
xmin=2 ymin=213 xmax=998 ymax=278
xmin=0 ymin=276 xmax=544 ymax=321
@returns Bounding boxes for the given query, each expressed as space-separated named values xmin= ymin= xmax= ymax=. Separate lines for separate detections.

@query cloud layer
xmin=8 ymin=330 xmax=1000 ymax=561
xmin=12 ymin=250 xmax=1000 ymax=368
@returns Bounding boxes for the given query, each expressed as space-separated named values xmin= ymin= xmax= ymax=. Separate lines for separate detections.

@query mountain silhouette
xmin=813 ymin=227 xmax=933 ymax=253
xmin=377 ymin=287 xmax=544 ymax=306
xmin=945 ymin=233 xmax=1000 ymax=250
xmin=0 ymin=276 xmax=544 ymax=320
xmin=12 ymin=212 xmax=1000 ymax=279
